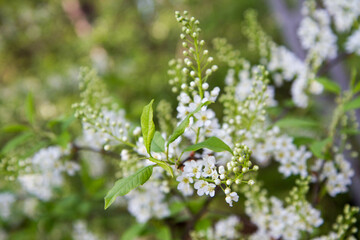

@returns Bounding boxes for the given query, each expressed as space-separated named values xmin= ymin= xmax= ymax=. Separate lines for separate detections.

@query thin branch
xmin=72 ymin=143 xmax=121 ymax=160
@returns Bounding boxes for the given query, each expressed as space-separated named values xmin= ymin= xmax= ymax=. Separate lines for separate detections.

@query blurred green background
xmin=1 ymin=0 xmax=358 ymax=239
xmin=0 ymin=0 xmax=276 ymax=124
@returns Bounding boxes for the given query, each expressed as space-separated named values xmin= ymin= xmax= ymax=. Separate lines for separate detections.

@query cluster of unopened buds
xmin=174 ymin=11 xmax=218 ymax=96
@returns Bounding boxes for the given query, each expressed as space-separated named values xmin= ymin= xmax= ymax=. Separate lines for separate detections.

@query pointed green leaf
xmin=141 ymin=99 xmax=155 ymax=154
xmin=1 ymin=124 xmax=29 ymax=133
xmin=155 ymin=226 xmax=172 ymax=240
xmin=25 ymin=92 xmax=35 ymax=124
xmin=151 ymin=131 xmax=165 ymax=153
xmin=274 ymin=117 xmax=320 ymax=129
xmin=149 ymin=157 xmax=174 ymax=177
xmin=353 ymin=81 xmax=360 ymax=94
xmin=182 ymin=136 xmax=233 ymax=155
xmin=167 ymin=101 xmax=212 ymax=146
xmin=341 ymin=128 xmax=360 ymax=135
xmin=104 ymin=165 xmax=154 ymax=209
xmin=344 ymin=97 xmax=360 ymax=111
xmin=121 ymin=223 xmax=146 ymax=240
xmin=310 ymin=138 xmax=332 ymax=159
xmin=1 ymin=132 xmax=34 ymax=154
xmin=315 ymin=77 xmax=341 ymax=95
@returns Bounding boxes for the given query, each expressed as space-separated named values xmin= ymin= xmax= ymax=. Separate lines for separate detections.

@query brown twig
xmin=62 ymin=0 xmax=92 ymax=37
xmin=71 ymin=143 xmax=122 ymax=160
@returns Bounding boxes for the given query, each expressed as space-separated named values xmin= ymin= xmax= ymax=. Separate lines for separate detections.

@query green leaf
xmin=141 ymin=99 xmax=155 ymax=154
xmin=155 ymin=226 xmax=171 ymax=240
xmin=293 ymin=136 xmax=315 ymax=146
xmin=47 ymin=115 xmax=75 ymax=132
xmin=182 ymin=136 xmax=233 ymax=155
xmin=344 ymin=97 xmax=360 ymax=111
xmin=104 ymin=165 xmax=154 ymax=209
xmin=1 ymin=124 xmax=29 ymax=133
xmin=149 ymin=157 xmax=174 ymax=177
xmin=169 ymin=201 xmax=186 ymax=216
xmin=315 ymin=77 xmax=341 ymax=95
xmin=353 ymin=81 xmax=360 ymax=94
xmin=151 ymin=131 xmax=165 ymax=152
xmin=274 ymin=117 xmax=320 ymax=129
xmin=341 ymin=128 xmax=360 ymax=135
xmin=194 ymin=218 xmax=212 ymax=232
xmin=25 ymin=92 xmax=36 ymax=124
xmin=310 ymin=138 xmax=332 ymax=159
xmin=1 ymin=132 xmax=34 ymax=154
xmin=121 ymin=223 xmax=146 ymax=240
xmin=167 ymin=101 xmax=212 ymax=146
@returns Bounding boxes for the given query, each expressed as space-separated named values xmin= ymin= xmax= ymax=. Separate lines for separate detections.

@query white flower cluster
xmin=346 ymin=29 xmax=360 ymax=55
xmin=192 ymin=215 xmax=240 ymax=240
xmin=226 ymin=65 xmax=277 ymax=107
xmin=125 ymin=170 xmax=170 ymax=223
xmin=177 ymin=88 xmax=231 ymax=147
xmin=81 ymin=108 xmax=131 ymax=149
xmin=72 ymin=221 xmax=98 ymax=240
xmin=0 ymin=192 xmax=16 ymax=220
xmin=241 ymin=10 xmax=324 ymax=109
xmin=222 ymin=66 xmax=275 ymax=135
xmin=245 ymin=184 xmax=323 ymax=240
xmin=249 ymin=127 xmax=312 ymax=178
xmin=298 ymin=8 xmax=337 ymax=65
xmin=18 ymin=146 xmax=79 ymax=201
xmin=177 ymin=144 xmax=257 ymax=207
xmin=323 ymin=0 xmax=360 ymax=32
xmin=213 ymin=215 xmax=240 ymax=239
xmin=177 ymin=155 xmax=218 ymax=198
xmin=312 ymin=154 xmax=354 ymax=197
xmin=267 ymin=45 xmax=323 ymax=108
xmin=120 ymin=133 xmax=175 ymax=223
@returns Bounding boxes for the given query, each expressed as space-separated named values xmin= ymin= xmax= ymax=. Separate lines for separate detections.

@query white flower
xmin=64 ymin=161 xmax=81 ymax=176
xmin=176 ymin=174 xmax=194 ymax=196
xmin=202 ymin=155 xmax=216 ymax=177
xmin=194 ymin=180 xmax=208 ymax=196
xmin=206 ymin=183 xmax=216 ymax=197
xmin=183 ymin=160 xmax=203 ymax=179
xmin=346 ymin=29 xmax=360 ymax=55
xmin=73 ymin=221 xmax=98 ymax=240
xmin=194 ymin=109 xmax=215 ymax=128
xmin=225 ymin=192 xmax=239 ymax=207
xmin=324 ymin=0 xmax=360 ymax=32
xmin=0 ymin=192 xmax=16 ymax=220
xmin=214 ymin=215 xmax=239 ymax=239
xmin=298 ymin=9 xmax=337 ymax=63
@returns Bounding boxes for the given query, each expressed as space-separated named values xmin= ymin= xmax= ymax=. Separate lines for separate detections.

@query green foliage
xmin=104 ymin=165 xmax=154 ymax=209
xmin=309 ymin=138 xmax=332 ymax=159
xmin=151 ymin=131 xmax=166 ymax=153
xmin=25 ymin=92 xmax=36 ymax=125
xmin=344 ymin=96 xmax=360 ymax=111
xmin=167 ymin=101 xmax=212 ymax=146
xmin=1 ymin=132 xmax=34 ymax=155
xmin=315 ymin=77 xmax=341 ymax=95
xmin=182 ymin=136 xmax=233 ymax=155
xmin=275 ymin=117 xmax=320 ymax=129
xmin=141 ymin=99 xmax=155 ymax=154
xmin=149 ymin=157 xmax=174 ymax=178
